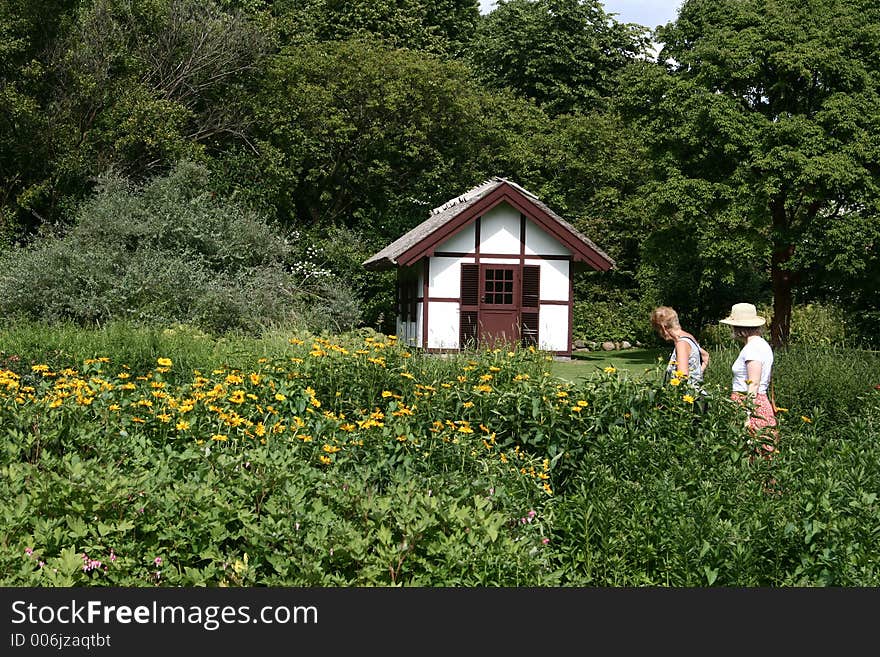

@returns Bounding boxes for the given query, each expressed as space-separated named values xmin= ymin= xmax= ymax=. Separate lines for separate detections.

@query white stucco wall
xmin=427 ymin=302 xmax=459 ymax=349
xmin=428 ymin=257 xmax=463 ymax=298
xmin=524 ymin=218 xmax=571 ymax=256
xmin=539 ymin=259 xmax=569 ymax=302
xmin=539 ymin=304 xmax=569 ymax=352
xmin=479 ymin=204 xmax=520 ymax=254
xmin=436 ymin=222 xmax=475 ymax=253
xmin=479 ymin=257 xmax=520 ymax=265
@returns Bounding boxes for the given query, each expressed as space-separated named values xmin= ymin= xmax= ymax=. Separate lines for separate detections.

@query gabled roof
xmin=362 ymin=177 xmax=615 ymax=271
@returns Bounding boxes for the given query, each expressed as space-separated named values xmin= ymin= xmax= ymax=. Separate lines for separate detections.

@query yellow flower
xmin=211 ymin=434 xmax=228 ymax=441
xmin=682 ymin=394 xmax=695 ymax=404
xmin=176 ymin=420 xmax=190 ymax=431
xmin=274 ymin=393 xmax=286 ymax=401
xmin=156 ymin=357 xmax=172 ymax=368
xmin=322 ymin=444 xmax=341 ymax=454
xmin=669 ymin=378 xmax=681 ymax=386
xmin=603 ymin=366 xmax=616 ymax=374
xmin=801 ymin=416 xmax=812 ymax=423
xmin=318 ymin=455 xmax=332 ymax=465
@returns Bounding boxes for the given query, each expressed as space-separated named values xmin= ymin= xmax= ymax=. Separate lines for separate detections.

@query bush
xmin=572 ymin=290 xmax=654 ymax=344
xmin=0 ymin=162 xmax=362 ymax=335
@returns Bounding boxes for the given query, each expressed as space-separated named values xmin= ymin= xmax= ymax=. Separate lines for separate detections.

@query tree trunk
xmin=770 ymin=260 xmax=793 ymax=349
xmin=769 ymin=198 xmax=794 ymax=349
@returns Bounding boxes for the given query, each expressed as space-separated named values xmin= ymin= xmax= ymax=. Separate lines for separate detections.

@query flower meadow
xmin=1 ymin=324 xmax=879 ymax=586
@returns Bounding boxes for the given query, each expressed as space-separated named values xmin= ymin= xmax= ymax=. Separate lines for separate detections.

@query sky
xmin=478 ymin=1 xmax=683 ymax=29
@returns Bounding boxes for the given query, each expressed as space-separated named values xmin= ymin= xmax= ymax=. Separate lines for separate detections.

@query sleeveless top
xmin=665 ymin=335 xmax=705 ymax=391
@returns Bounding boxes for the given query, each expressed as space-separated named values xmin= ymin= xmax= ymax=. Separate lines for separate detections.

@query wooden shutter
xmin=521 ymin=265 xmax=540 ymax=308
xmin=521 ymin=312 xmax=539 ymax=347
xmin=460 ymin=311 xmax=478 ymax=349
xmin=460 ymin=264 xmax=479 ymax=307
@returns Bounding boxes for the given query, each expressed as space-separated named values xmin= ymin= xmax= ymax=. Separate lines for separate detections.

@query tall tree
xmin=468 ymin=0 xmax=649 ymax=115
xmin=622 ymin=0 xmax=880 ymax=345
xmin=271 ymin=0 xmax=480 ymax=57
xmin=2 ymin=0 xmax=272 ymax=236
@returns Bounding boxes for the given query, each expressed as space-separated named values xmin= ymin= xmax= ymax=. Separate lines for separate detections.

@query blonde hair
xmin=650 ymin=306 xmax=680 ymax=332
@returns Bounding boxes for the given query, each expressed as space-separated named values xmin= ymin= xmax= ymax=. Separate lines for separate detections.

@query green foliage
xmin=469 ymin=0 xmax=650 ymax=115
xmin=620 ymin=0 xmax=880 ymax=344
xmin=252 ymin=38 xmax=526 ymax=237
xmin=571 ymin=288 xmax=654 ymax=344
xmin=1 ymin=323 xmax=877 ymax=586
xmin=0 ymin=162 xmax=361 ymax=333
xmin=273 ymin=0 xmax=480 ymax=58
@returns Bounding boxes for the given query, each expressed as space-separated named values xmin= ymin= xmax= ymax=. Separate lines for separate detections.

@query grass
xmin=553 ymin=347 xmax=666 ymax=382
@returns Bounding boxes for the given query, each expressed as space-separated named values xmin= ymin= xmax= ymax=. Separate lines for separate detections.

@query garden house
xmin=363 ymin=177 xmax=615 ymax=356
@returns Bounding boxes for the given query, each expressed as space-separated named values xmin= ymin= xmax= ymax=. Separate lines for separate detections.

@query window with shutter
xmin=460 ymin=264 xmax=479 ymax=307
xmin=521 ymin=265 xmax=540 ymax=308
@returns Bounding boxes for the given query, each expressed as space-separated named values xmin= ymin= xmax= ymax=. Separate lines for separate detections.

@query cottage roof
xmin=362 ymin=177 xmax=615 ymax=271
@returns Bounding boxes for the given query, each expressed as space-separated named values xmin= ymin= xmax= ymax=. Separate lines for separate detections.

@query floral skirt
xmin=731 ymin=391 xmax=779 ymax=456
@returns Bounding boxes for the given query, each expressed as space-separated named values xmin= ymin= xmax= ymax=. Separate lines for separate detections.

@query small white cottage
xmin=363 ymin=177 xmax=615 ymax=356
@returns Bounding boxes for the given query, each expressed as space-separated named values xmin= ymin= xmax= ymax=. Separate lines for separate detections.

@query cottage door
xmin=478 ymin=265 xmax=520 ymax=348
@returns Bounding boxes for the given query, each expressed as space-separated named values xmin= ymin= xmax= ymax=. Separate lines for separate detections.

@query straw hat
xmin=719 ymin=303 xmax=766 ymax=327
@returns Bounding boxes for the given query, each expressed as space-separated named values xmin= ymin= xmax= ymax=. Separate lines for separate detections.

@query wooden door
xmin=478 ymin=265 xmax=519 ymax=348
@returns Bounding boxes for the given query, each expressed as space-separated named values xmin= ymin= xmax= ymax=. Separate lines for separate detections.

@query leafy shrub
xmin=572 ymin=289 xmax=654 ymax=344
xmin=0 ymin=162 xmax=362 ymax=334
xmin=0 ymin=322 xmax=878 ymax=586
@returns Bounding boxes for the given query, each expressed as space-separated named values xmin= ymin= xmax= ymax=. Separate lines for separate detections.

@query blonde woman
xmin=719 ymin=303 xmax=778 ymax=454
xmin=650 ymin=306 xmax=710 ymax=392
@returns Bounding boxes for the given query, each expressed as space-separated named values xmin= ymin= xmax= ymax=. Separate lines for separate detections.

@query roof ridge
xmin=429 ymin=177 xmax=502 ymax=215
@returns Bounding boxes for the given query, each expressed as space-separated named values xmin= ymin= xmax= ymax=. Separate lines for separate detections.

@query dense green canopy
xmin=0 ymin=0 xmax=876 ymax=343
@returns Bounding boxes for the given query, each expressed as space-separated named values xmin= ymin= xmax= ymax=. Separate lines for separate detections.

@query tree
xmin=271 ymin=0 xmax=480 ymax=57
xmin=252 ymin=38 xmax=542 ymax=237
xmin=468 ymin=0 xmax=650 ymax=115
xmin=620 ymin=0 xmax=880 ymax=346
xmin=1 ymin=0 xmax=272 ymax=236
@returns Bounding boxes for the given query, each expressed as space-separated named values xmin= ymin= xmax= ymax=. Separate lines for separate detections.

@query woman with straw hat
xmin=719 ymin=303 xmax=778 ymax=454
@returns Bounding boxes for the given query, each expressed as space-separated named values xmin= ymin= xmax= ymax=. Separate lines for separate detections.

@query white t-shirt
xmin=731 ymin=336 xmax=774 ymax=394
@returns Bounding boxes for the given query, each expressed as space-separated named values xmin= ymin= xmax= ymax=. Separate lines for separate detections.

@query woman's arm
xmin=745 ymin=359 xmax=762 ymax=398
xmin=674 ymin=340 xmax=691 ymax=378
xmin=699 ymin=346 xmax=710 ymax=373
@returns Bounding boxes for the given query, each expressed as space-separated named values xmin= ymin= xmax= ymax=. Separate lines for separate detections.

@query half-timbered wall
xmin=399 ymin=201 xmax=575 ymax=353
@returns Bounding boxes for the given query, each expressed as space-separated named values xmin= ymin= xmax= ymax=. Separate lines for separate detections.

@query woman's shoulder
xmin=742 ymin=337 xmax=773 ymax=358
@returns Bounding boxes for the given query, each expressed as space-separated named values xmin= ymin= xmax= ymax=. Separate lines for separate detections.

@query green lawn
xmin=552 ymin=347 xmax=667 ymax=382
